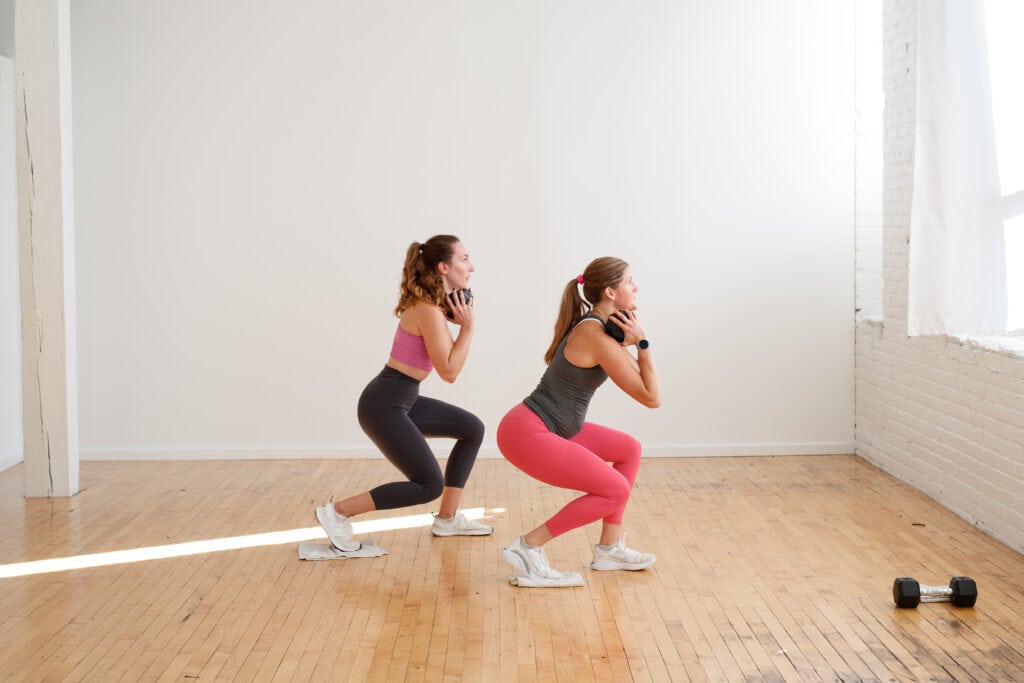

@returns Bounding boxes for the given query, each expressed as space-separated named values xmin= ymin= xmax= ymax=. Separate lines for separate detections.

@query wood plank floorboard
xmin=1 ymin=455 xmax=1023 ymax=681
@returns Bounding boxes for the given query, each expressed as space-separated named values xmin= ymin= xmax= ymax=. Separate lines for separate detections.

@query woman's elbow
xmin=438 ymin=369 xmax=460 ymax=384
xmin=627 ymin=387 xmax=660 ymax=408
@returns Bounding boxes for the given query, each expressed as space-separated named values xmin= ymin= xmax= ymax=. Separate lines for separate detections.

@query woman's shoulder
xmin=573 ymin=316 xmax=606 ymax=335
xmin=400 ymin=299 xmax=442 ymax=332
xmin=563 ymin=318 xmax=614 ymax=369
xmin=404 ymin=298 xmax=442 ymax=316
xmin=565 ymin=316 xmax=607 ymax=348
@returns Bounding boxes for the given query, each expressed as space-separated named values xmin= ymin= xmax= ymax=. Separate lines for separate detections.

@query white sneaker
xmin=431 ymin=511 xmax=493 ymax=536
xmin=590 ymin=534 xmax=656 ymax=571
xmin=502 ymin=535 xmax=579 ymax=584
xmin=315 ymin=503 xmax=360 ymax=552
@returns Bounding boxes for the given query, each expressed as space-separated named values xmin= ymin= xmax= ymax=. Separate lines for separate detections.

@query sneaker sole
xmin=315 ymin=508 xmax=360 ymax=552
xmin=589 ymin=558 xmax=656 ymax=571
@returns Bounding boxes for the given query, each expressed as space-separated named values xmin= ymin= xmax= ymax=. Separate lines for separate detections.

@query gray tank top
xmin=523 ymin=317 xmax=609 ymax=438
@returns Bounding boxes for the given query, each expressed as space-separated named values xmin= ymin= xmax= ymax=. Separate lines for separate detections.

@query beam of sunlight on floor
xmin=0 ymin=507 xmax=504 ymax=579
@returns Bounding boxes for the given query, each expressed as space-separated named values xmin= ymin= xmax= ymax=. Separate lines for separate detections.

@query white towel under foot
xmin=507 ymin=572 xmax=584 ymax=587
xmin=298 ymin=539 xmax=387 ymax=560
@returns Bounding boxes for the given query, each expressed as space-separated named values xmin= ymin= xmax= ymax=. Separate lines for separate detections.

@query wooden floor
xmin=1 ymin=455 xmax=1023 ymax=682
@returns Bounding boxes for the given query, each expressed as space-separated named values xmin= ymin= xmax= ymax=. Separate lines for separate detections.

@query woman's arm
xmin=567 ymin=317 xmax=661 ymax=408
xmin=414 ymin=297 xmax=475 ymax=384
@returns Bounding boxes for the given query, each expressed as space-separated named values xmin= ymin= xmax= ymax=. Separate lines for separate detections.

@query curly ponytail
xmin=394 ymin=235 xmax=461 ymax=316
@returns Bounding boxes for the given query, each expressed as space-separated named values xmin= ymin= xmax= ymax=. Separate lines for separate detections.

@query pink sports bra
xmin=390 ymin=325 xmax=434 ymax=372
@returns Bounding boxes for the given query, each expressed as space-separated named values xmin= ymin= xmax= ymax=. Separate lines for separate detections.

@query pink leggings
xmin=496 ymin=403 xmax=642 ymax=538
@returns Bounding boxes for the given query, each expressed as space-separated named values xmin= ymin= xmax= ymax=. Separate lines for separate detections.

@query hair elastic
xmin=576 ymin=274 xmax=584 ymax=284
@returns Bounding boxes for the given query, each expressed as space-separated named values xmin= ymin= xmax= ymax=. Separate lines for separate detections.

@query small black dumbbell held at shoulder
xmin=445 ymin=288 xmax=473 ymax=320
xmin=892 ymin=576 xmax=978 ymax=608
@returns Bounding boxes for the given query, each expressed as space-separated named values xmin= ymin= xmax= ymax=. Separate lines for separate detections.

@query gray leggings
xmin=358 ymin=366 xmax=485 ymax=510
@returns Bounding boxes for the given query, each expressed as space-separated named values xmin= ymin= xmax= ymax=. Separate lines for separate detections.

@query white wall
xmin=856 ymin=0 xmax=1024 ymax=554
xmin=70 ymin=0 xmax=856 ymax=460
xmin=0 ymin=0 xmax=13 ymax=58
xmin=1 ymin=55 xmax=22 ymax=471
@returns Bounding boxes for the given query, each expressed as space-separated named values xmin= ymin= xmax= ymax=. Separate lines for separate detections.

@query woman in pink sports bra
xmin=314 ymin=235 xmax=492 ymax=552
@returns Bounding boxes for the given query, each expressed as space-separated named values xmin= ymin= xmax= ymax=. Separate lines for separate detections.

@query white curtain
xmin=908 ymin=0 xmax=1007 ymax=336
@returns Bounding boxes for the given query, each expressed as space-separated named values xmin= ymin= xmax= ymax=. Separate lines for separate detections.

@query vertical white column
xmin=15 ymin=0 xmax=79 ymax=497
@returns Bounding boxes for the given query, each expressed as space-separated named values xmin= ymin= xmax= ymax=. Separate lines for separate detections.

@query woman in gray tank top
xmin=497 ymin=257 xmax=662 ymax=587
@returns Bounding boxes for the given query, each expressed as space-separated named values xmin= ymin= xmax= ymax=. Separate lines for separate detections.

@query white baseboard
xmin=79 ymin=441 xmax=855 ymax=461
xmin=80 ymin=447 xmax=386 ymax=461
xmin=642 ymin=442 xmax=856 ymax=457
xmin=0 ymin=448 xmax=24 ymax=472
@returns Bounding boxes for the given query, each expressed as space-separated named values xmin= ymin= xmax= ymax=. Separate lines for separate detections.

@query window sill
xmin=954 ymin=333 xmax=1024 ymax=358
xmin=856 ymin=318 xmax=1024 ymax=358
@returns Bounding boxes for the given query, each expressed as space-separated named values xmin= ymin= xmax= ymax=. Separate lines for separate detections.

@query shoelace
xmin=331 ymin=511 xmax=354 ymax=536
xmin=611 ymin=544 xmax=649 ymax=562
xmin=334 ymin=511 xmax=352 ymax=532
xmin=525 ymin=545 xmax=555 ymax=576
xmin=605 ymin=537 xmax=649 ymax=562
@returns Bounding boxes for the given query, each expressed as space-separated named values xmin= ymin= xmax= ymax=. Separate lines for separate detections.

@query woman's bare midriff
xmin=386 ymin=357 xmax=431 ymax=382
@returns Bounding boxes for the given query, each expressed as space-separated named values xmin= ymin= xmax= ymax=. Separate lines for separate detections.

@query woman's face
xmin=608 ymin=268 xmax=639 ymax=310
xmin=439 ymin=241 xmax=475 ymax=291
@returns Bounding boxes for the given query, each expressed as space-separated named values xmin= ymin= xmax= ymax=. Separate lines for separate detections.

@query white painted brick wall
xmin=855 ymin=0 xmax=1024 ymax=555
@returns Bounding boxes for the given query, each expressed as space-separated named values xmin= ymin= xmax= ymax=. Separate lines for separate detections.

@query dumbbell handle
xmin=918 ymin=584 xmax=955 ymax=603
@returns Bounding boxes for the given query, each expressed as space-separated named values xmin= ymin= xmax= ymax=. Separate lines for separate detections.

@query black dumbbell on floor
xmin=892 ymin=576 xmax=978 ymax=608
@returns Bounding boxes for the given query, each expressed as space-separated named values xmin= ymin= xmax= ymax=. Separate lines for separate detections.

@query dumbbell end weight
xmin=893 ymin=577 xmax=921 ymax=608
xmin=949 ymin=576 xmax=978 ymax=607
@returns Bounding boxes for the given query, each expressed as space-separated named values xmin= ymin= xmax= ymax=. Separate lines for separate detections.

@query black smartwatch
xmin=637 ymin=339 xmax=650 ymax=350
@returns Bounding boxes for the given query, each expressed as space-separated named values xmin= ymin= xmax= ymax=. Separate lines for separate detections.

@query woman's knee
xmin=626 ymin=435 xmax=642 ymax=462
xmin=606 ymin=475 xmax=633 ymax=507
xmin=463 ymin=412 xmax=485 ymax=445
xmin=419 ymin=474 xmax=445 ymax=502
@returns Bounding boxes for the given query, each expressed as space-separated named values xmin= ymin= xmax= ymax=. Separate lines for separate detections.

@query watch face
xmin=638 ymin=339 xmax=649 ymax=350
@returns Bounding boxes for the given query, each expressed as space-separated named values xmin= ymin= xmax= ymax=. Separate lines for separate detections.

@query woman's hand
xmin=608 ymin=310 xmax=646 ymax=346
xmin=448 ymin=290 xmax=474 ymax=328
